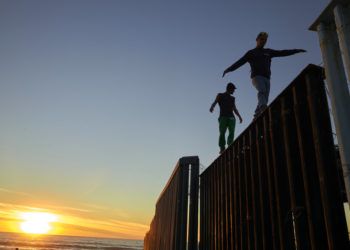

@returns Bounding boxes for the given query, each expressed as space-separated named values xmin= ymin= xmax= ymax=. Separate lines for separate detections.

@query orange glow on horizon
xmin=0 ymin=203 xmax=149 ymax=239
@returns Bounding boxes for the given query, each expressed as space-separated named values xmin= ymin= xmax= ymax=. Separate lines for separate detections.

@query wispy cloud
xmin=0 ymin=202 xmax=47 ymax=213
xmin=59 ymin=212 xmax=148 ymax=239
xmin=45 ymin=205 xmax=92 ymax=214
xmin=78 ymin=202 xmax=133 ymax=220
xmin=0 ymin=187 xmax=33 ymax=198
xmin=78 ymin=202 xmax=108 ymax=211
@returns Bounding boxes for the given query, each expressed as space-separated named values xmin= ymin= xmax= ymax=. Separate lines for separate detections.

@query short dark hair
xmin=256 ymin=31 xmax=268 ymax=40
xmin=226 ymin=82 xmax=236 ymax=91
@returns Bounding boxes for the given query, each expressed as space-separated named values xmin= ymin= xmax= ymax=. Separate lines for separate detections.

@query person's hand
xmin=210 ymin=107 xmax=214 ymax=113
xmin=222 ymin=71 xmax=226 ymax=78
xmin=298 ymin=49 xmax=307 ymax=53
xmin=239 ymin=117 xmax=243 ymax=123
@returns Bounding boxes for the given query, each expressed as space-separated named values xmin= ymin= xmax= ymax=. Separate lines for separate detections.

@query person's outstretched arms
xmin=269 ymin=49 xmax=307 ymax=57
xmin=222 ymin=53 xmax=249 ymax=77
xmin=210 ymin=94 xmax=220 ymax=113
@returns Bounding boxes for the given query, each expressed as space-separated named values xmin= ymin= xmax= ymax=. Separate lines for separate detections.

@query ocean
xmin=0 ymin=232 xmax=143 ymax=250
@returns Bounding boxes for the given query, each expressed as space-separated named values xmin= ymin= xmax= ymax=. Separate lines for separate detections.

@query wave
xmin=0 ymin=232 xmax=143 ymax=250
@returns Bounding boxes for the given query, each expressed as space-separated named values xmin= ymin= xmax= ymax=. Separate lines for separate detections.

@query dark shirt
xmin=225 ymin=48 xmax=302 ymax=79
xmin=218 ymin=93 xmax=235 ymax=118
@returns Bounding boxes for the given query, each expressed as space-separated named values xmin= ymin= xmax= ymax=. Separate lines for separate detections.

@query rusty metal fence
xmin=200 ymin=64 xmax=349 ymax=250
xmin=144 ymin=156 xmax=199 ymax=250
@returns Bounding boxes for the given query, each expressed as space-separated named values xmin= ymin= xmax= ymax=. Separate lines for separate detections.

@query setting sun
xmin=19 ymin=212 xmax=58 ymax=235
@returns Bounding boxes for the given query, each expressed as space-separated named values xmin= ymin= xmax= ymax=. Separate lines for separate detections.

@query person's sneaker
xmin=253 ymin=112 xmax=260 ymax=121
xmin=253 ymin=104 xmax=268 ymax=122
xmin=260 ymin=104 xmax=267 ymax=113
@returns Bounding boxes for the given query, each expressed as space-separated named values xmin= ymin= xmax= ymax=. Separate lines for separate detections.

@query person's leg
xmin=218 ymin=117 xmax=228 ymax=152
xmin=227 ymin=117 xmax=236 ymax=147
xmin=265 ymin=77 xmax=271 ymax=103
xmin=252 ymin=76 xmax=269 ymax=118
xmin=259 ymin=77 xmax=270 ymax=114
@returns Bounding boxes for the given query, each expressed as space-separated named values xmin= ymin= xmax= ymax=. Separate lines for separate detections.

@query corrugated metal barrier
xmin=200 ymin=64 xmax=349 ymax=250
xmin=144 ymin=65 xmax=349 ymax=250
xmin=144 ymin=156 xmax=199 ymax=250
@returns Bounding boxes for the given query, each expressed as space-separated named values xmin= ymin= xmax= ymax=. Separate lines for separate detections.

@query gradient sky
xmin=0 ymin=0 xmax=330 ymax=239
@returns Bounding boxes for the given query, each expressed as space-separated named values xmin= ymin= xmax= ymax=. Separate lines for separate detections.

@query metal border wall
xmin=200 ymin=65 xmax=349 ymax=250
xmin=144 ymin=156 xmax=199 ymax=250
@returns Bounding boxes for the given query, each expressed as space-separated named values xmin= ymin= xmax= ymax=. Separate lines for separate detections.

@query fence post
xmin=188 ymin=157 xmax=199 ymax=250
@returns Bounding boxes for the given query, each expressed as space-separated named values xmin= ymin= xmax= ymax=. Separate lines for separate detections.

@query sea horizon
xmin=0 ymin=231 xmax=143 ymax=250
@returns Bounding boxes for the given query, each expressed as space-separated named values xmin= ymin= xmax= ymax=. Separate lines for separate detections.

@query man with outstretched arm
xmin=222 ymin=32 xmax=306 ymax=119
xmin=210 ymin=82 xmax=243 ymax=154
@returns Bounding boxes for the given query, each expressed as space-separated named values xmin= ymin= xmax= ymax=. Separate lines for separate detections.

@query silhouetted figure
xmin=222 ymin=32 xmax=306 ymax=119
xmin=210 ymin=82 xmax=242 ymax=154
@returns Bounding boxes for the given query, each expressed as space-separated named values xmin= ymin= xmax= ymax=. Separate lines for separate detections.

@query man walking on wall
xmin=222 ymin=32 xmax=306 ymax=118
xmin=210 ymin=82 xmax=243 ymax=154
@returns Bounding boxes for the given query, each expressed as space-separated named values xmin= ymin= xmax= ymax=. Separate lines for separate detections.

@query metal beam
xmin=334 ymin=3 xmax=350 ymax=79
xmin=316 ymin=21 xmax=350 ymax=204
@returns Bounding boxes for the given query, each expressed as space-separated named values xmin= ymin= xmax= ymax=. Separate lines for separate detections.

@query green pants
xmin=218 ymin=116 xmax=236 ymax=151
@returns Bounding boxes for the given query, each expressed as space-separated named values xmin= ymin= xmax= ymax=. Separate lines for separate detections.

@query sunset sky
xmin=0 ymin=0 xmax=330 ymax=239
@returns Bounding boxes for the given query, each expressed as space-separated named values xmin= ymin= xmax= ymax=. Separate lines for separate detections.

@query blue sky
xmin=0 ymin=0 xmax=329 ymax=238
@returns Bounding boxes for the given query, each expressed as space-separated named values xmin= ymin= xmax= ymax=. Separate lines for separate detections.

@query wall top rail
xmin=309 ymin=0 xmax=349 ymax=30
xmin=157 ymin=156 xmax=199 ymax=204
xmin=268 ymin=64 xmax=323 ymax=107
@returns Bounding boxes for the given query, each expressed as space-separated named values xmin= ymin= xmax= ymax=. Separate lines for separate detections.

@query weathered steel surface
xmin=200 ymin=65 xmax=349 ymax=250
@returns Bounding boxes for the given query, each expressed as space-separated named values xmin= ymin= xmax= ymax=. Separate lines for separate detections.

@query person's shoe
xmin=260 ymin=104 xmax=267 ymax=113
xmin=253 ymin=112 xmax=260 ymax=121
xmin=253 ymin=104 xmax=268 ymax=122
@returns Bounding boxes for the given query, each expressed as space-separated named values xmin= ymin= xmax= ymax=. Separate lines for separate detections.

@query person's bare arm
xmin=210 ymin=94 xmax=220 ymax=113
xmin=233 ymin=102 xmax=243 ymax=123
